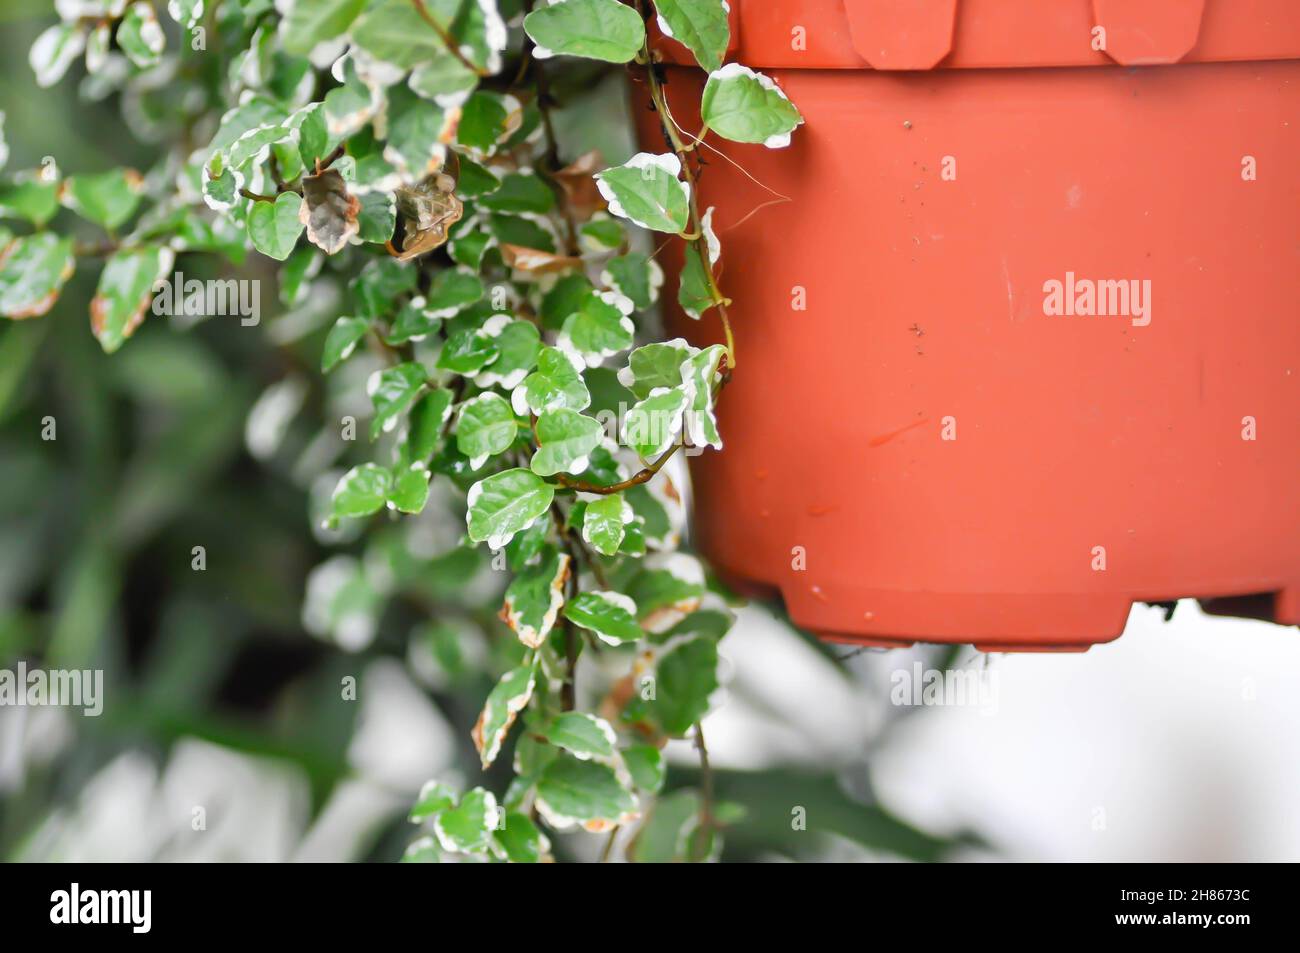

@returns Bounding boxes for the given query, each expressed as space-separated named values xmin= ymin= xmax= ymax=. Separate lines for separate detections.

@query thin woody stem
xmin=635 ymin=2 xmax=737 ymax=367
xmin=410 ymin=0 xmax=491 ymax=77
xmin=555 ymin=443 xmax=683 ymax=495
xmin=691 ymin=721 xmax=715 ymax=862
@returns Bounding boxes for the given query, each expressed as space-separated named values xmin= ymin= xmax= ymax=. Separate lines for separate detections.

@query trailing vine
xmin=3 ymin=0 xmax=803 ymax=862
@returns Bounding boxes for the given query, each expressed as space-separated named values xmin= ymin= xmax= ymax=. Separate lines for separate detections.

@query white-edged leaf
xmin=654 ymin=0 xmax=730 ymax=72
xmin=524 ymin=0 xmax=646 ymax=64
xmin=701 ymin=63 xmax=803 ymax=148
xmin=531 ymin=408 xmax=604 ymax=477
xmin=563 ymin=590 xmax=642 ymax=645
xmin=456 ymin=392 xmax=519 ymax=468
xmin=472 ymin=664 xmax=536 ymax=768
xmin=501 ymin=546 xmax=570 ymax=649
xmin=595 ymin=153 xmax=690 ymax=234
xmin=466 ymin=468 xmax=555 ymax=550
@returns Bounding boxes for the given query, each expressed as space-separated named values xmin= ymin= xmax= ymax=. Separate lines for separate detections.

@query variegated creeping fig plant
xmin=7 ymin=0 xmax=801 ymax=862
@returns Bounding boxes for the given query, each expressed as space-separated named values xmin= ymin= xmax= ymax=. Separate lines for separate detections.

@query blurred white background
xmin=704 ymin=599 xmax=1300 ymax=862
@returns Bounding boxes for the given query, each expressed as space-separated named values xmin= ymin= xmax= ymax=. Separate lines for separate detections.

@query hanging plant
xmin=3 ymin=0 xmax=806 ymax=862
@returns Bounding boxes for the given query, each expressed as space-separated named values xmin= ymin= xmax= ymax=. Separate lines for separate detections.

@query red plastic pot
xmin=636 ymin=0 xmax=1300 ymax=651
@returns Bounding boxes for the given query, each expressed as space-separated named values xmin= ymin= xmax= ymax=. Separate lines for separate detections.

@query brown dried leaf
xmin=500 ymin=243 xmax=582 ymax=275
xmin=392 ymin=174 xmax=463 ymax=262
xmin=552 ymin=149 xmax=607 ymax=219
xmin=298 ymin=168 xmax=360 ymax=255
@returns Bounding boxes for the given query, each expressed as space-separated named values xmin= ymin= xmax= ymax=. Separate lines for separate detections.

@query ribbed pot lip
xmin=650 ymin=0 xmax=1300 ymax=71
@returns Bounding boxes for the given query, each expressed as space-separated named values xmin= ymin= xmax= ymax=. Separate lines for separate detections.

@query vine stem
xmin=556 ymin=442 xmax=682 ymax=494
xmin=692 ymin=721 xmax=715 ymax=862
xmin=635 ymin=1 xmax=737 ymax=369
xmin=409 ymin=0 xmax=491 ymax=77
xmin=600 ymin=825 xmax=621 ymax=862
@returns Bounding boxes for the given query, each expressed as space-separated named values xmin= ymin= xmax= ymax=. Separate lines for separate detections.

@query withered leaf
xmin=500 ymin=243 xmax=581 ymax=275
xmin=392 ymin=173 xmax=463 ymax=262
xmin=552 ymin=149 xmax=607 ymax=218
xmin=298 ymin=168 xmax=360 ymax=255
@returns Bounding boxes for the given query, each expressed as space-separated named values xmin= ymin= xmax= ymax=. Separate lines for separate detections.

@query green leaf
xmin=563 ymin=590 xmax=642 ymax=645
xmin=384 ymin=86 xmax=456 ymax=183
xmin=512 ymin=346 xmax=590 ymax=417
xmin=396 ymin=386 xmax=454 ymax=466
xmin=351 ymin=256 xmax=417 ymax=318
xmin=410 ymin=779 xmax=457 ymax=821
xmin=488 ymin=212 xmax=555 ymax=252
xmin=389 ymin=464 xmax=431 ymax=514
xmin=409 ymin=53 xmax=479 ymax=106
xmin=455 ymin=392 xmax=519 ymax=468
xmin=558 ymin=290 xmax=635 ymax=368
xmin=208 ymin=97 xmax=289 ymax=164
xmin=449 ymin=228 xmax=493 ymax=269
xmin=472 ymin=663 xmax=536 ymax=768
xmin=434 ymin=787 xmax=498 ymax=853
xmin=530 ymin=408 xmax=604 ymax=477
xmin=118 ymin=2 xmax=165 ymax=68
xmin=167 ymin=0 xmax=206 ymax=31
xmin=30 ymin=22 xmax=86 ymax=89
xmin=458 ymin=91 xmax=516 ymax=155
xmin=618 ymin=340 xmax=691 ymax=399
xmin=540 ymin=273 xmax=593 ymax=330
xmin=682 ymin=343 xmax=726 ymax=450
xmin=466 ymin=468 xmax=555 ymax=549
xmin=678 ymin=240 xmax=716 ymax=319
xmin=701 ymin=64 xmax=804 ymax=148
xmin=279 ymin=246 xmax=321 ymax=307
xmin=630 ymin=789 xmax=699 ymax=862
xmin=626 ymin=482 xmax=678 ymax=550
xmin=624 ymin=743 xmax=666 ymax=794
xmin=425 ymin=268 xmax=485 ymax=315
xmin=247 ymin=192 xmax=305 ymax=261
xmin=90 ymin=245 xmax=174 ymax=353
xmin=622 ymin=386 xmax=688 ymax=459
xmin=368 ymin=361 xmax=428 ymax=439
xmin=60 ymin=169 xmax=145 ymax=230
xmin=629 ymin=556 xmax=706 ymax=629
xmin=357 ymin=190 xmax=396 ymax=244
xmin=401 ymin=836 xmax=440 ymax=863
xmin=383 ymin=297 xmax=438 ymax=345
xmin=536 ymin=753 xmax=636 ymax=831
xmin=502 ymin=546 xmax=570 ymax=649
xmin=493 ymin=811 xmax=547 ymax=864
xmin=580 ymin=215 xmax=624 ymax=252
xmin=474 ymin=318 xmax=540 ymax=389
xmin=289 ymin=103 xmax=329 ymax=168
xmin=603 ymin=252 xmax=662 ymax=311
xmin=202 ymin=166 xmax=239 ymax=211
xmin=455 ymin=157 xmax=501 ymax=199
xmin=330 ymin=463 xmax=393 ymax=519
xmin=480 ymin=172 xmax=554 ymax=215
xmin=0 ymin=233 xmax=75 ymax=320
xmin=350 ymin=0 xmax=446 ymax=68
xmin=649 ymin=635 xmax=718 ymax=735
xmin=524 ymin=0 xmax=646 ymax=64
xmin=504 ymin=517 xmax=550 ymax=572
xmin=542 ymin=711 xmax=617 ymax=761
xmin=653 ymin=0 xmax=731 ymax=71
xmin=595 ymin=153 xmax=690 ymax=234
xmin=582 ymin=493 xmax=632 ymax=556
xmin=321 ymin=316 xmax=369 ymax=372
xmin=437 ymin=326 xmax=499 ymax=375
xmin=0 ymin=173 xmax=60 ymax=226
xmin=282 ymin=0 xmax=367 ymax=57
